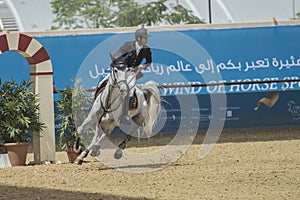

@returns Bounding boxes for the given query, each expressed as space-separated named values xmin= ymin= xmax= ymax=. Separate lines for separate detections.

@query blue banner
xmin=2 ymin=25 xmax=300 ymax=94
xmin=45 ymin=25 xmax=300 ymax=96
xmin=1 ymin=24 xmax=300 ymax=132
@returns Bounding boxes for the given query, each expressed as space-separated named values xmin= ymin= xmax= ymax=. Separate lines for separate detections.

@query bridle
xmin=110 ymin=61 xmax=128 ymax=86
xmin=99 ymin=60 xmax=128 ymax=115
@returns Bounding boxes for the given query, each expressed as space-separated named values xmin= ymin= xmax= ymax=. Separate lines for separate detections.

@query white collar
xmin=135 ymin=41 xmax=143 ymax=50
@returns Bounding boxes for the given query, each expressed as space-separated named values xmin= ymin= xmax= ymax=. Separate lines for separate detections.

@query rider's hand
xmin=138 ymin=64 xmax=145 ymax=70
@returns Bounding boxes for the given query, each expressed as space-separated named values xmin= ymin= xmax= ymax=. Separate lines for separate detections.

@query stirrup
xmin=120 ymin=114 xmax=131 ymax=124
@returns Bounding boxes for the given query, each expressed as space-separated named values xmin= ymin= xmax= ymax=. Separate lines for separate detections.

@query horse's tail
xmin=141 ymin=81 xmax=161 ymax=138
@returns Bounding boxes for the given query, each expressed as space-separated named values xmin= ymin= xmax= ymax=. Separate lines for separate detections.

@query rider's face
xmin=138 ymin=36 xmax=148 ymax=47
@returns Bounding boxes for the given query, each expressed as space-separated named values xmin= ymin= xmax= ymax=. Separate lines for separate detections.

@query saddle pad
xmin=94 ymin=79 xmax=108 ymax=100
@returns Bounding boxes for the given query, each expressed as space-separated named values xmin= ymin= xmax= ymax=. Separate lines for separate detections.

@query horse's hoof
xmin=91 ymin=148 xmax=100 ymax=157
xmin=118 ymin=142 xmax=126 ymax=150
xmin=74 ymin=159 xmax=83 ymax=165
xmin=82 ymin=150 xmax=89 ymax=158
xmin=114 ymin=149 xmax=123 ymax=159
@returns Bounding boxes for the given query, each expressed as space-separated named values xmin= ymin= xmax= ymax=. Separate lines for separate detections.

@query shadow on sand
xmin=0 ymin=184 xmax=154 ymax=200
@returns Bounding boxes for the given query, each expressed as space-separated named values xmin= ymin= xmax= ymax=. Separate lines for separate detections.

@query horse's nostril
xmin=120 ymin=84 xmax=128 ymax=92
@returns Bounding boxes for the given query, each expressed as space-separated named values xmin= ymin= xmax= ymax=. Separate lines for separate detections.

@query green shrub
xmin=0 ymin=78 xmax=44 ymax=143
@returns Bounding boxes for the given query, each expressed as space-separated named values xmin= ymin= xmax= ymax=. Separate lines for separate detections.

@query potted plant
xmin=56 ymin=78 xmax=90 ymax=163
xmin=0 ymin=78 xmax=44 ymax=166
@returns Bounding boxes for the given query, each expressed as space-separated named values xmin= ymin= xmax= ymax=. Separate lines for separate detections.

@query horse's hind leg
xmin=114 ymin=134 xmax=131 ymax=159
xmin=114 ymin=123 xmax=139 ymax=159
xmin=118 ymin=134 xmax=132 ymax=150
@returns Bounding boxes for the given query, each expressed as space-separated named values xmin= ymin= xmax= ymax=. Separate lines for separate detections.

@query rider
xmin=114 ymin=26 xmax=152 ymax=123
xmin=96 ymin=26 xmax=152 ymax=124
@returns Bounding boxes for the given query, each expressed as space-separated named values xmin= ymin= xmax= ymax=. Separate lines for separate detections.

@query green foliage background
xmin=51 ymin=0 xmax=204 ymax=29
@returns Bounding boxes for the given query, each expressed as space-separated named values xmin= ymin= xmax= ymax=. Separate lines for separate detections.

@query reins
xmin=97 ymin=65 xmax=141 ymax=121
xmin=99 ymin=68 xmax=123 ymax=114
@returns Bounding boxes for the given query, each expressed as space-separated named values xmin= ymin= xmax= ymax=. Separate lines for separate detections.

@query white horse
xmin=73 ymin=55 xmax=161 ymax=165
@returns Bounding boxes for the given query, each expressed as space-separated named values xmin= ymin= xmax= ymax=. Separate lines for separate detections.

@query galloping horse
xmin=73 ymin=54 xmax=161 ymax=165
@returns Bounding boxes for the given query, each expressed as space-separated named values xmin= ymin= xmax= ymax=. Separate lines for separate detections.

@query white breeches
xmin=127 ymin=71 xmax=136 ymax=97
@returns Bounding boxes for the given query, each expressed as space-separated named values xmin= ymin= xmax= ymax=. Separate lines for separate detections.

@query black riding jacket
xmin=113 ymin=41 xmax=152 ymax=72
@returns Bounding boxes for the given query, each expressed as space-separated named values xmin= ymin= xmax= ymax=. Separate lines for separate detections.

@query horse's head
xmin=109 ymin=54 xmax=129 ymax=97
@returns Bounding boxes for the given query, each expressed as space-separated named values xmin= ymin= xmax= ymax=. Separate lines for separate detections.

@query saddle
xmin=94 ymin=80 xmax=138 ymax=110
xmin=129 ymin=92 xmax=138 ymax=110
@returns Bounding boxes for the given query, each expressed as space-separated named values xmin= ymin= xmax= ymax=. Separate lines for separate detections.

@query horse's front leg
xmin=74 ymin=101 xmax=102 ymax=153
xmin=75 ymin=124 xmax=106 ymax=165
xmin=73 ymin=121 xmax=94 ymax=154
xmin=90 ymin=125 xmax=107 ymax=157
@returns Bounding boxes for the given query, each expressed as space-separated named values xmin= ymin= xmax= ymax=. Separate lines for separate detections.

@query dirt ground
xmin=0 ymin=127 xmax=300 ymax=200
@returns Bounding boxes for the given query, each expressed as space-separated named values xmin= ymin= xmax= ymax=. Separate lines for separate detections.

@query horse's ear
xmin=109 ymin=53 xmax=114 ymax=61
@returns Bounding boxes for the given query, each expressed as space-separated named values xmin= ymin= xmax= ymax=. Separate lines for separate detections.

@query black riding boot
xmin=120 ymin=95 xmax=131 ymax=124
